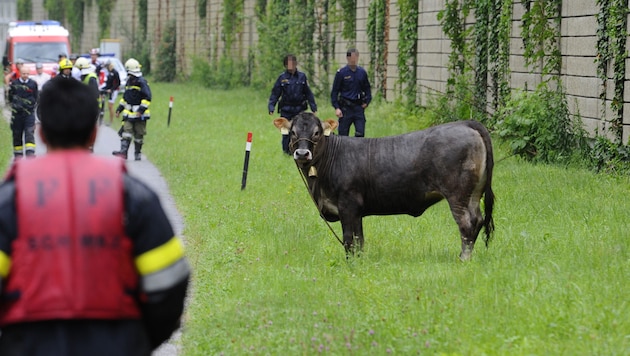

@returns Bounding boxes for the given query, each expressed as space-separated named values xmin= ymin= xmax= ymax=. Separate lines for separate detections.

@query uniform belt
xmin=340 ymin=98 xmax=363 ymax=106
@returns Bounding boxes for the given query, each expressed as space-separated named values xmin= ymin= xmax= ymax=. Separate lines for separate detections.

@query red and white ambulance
xmin=2 ymin=20 xmax=71 ymax=77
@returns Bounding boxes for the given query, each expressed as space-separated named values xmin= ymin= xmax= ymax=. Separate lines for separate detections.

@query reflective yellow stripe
xmin=0 ymin=250 xmax=11 ymax=278
xmin=135 ymin=237 xmax=185 ymax=276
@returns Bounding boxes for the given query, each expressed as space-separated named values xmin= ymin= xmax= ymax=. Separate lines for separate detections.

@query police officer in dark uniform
xmin=268 ymin=54 xmax=317 ymax=154
xmin=330 ymin=48 xmax=372 ymax=137
xmin=8 ymin=66 xmax=38 ymax=159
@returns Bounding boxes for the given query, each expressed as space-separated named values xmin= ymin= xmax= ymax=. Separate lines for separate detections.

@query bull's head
xmin=273 ymin=113 xmax=337 ymax=164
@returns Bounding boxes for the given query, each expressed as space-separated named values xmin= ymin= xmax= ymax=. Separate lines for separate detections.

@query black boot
xmin=112 ymin=139 xmax=130 ymax=159
xmin=134 ymin=142 xmax=142 ymax=161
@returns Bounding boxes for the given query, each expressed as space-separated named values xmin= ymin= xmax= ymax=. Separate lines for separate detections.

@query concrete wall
xmin=24 ymin=0 xmax=630 ymax=143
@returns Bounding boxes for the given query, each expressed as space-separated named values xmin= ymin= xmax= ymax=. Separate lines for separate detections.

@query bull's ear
xmin=322 ymin=119 xmax=338 ymax=136
xmin=273 ymin=117 xmax=291 ymax=135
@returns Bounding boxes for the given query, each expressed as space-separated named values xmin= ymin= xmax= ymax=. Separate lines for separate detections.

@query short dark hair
xmin=283 ymin=54 xmax=297 ymax=66
xmin=346 ymin=48 xmax=358 ymax=57
xmin=37 ymin=76 xmax=100 ymax=148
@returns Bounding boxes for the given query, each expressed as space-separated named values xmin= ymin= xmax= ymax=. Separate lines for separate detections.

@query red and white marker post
xmin=241 ymin=132 xmax=253 ymax=190
xmin=167 ymin=96 xmax=174 ymax=127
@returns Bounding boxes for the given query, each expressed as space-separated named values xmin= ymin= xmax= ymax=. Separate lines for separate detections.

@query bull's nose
xmin=294 ymin=149 xmax=312 ymax=160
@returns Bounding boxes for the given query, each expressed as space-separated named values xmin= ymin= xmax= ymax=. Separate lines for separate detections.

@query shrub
xmin=153 ymin=20 xmax=177 ymax=82
xmin=495 ymin=86 xmax=587 ymax=164
xmin=589 ymin=135 xmax=630 ymax=174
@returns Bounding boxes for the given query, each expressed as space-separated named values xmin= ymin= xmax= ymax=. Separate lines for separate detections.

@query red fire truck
xmin=2 ymin=20 xmax=71 ymax=77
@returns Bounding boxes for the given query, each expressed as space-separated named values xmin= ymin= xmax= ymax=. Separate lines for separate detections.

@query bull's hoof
xmin=459 ymin=250 xmax=472 ymax=261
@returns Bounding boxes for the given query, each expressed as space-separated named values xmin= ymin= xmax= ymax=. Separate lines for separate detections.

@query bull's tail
xmin=468 ymin=121 xmax=495 ymax=246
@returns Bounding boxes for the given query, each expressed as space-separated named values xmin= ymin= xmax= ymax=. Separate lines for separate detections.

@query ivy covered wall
xmin=24 ymin=0 xmax=630 ymax=143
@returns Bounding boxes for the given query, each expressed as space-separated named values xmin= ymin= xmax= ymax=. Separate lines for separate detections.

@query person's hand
xmin=115 ymin=111 xmax=120 ymax=118
xmin=361 ymin=103 xmax=368 ymax=109
xmin=312 ymin=111 xmax=317 ymax=116
xmin=335 ymin=108 xmax=343 ymax=118
xmin=269 ymin=111 xmax=274 ymax=115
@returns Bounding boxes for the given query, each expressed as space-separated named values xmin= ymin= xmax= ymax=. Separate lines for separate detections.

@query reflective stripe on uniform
xmin=135 ymin=237 xmax=185 ymax=275
xmin=0 ymin=250 xmax=11 ymax=278
xmin=141 ymin=258 xmax=189 ymax=293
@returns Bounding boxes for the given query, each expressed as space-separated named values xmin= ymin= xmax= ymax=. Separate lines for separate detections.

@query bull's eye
xmin=312 ymin=131 xmax=320 ymax=139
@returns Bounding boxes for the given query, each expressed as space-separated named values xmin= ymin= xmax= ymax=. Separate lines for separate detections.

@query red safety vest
xmin=0 ymin=151 xmax=141 ymax=326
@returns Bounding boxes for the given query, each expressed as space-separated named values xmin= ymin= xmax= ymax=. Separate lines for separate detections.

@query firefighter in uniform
xmin=330 ymin=48 xmax=372 ymax=137
xmin=8 ymin=66 xmax=38 ymax=159
xmin=75 ymin=57 xmax=99 ymax=92
xmin=58 ymin=58 xmax=74 ymax=79
xmin=268 ymin=54 xmax=317 ymax=154
xmin=0 ymin=76 xmax=190 ymax=355
xmin=113 ymin=58 xmax=151 ymax=161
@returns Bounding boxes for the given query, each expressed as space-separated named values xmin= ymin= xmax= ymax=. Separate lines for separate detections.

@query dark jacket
xmin=330 ymin=65 xmax=372 ymax=109
xmin=268 ymin=69 xmax=317 ymax=117
xmin=103 ymin=68 xmax=121 ymax=92
xmin=8 ymin=78 xmax=38 ymax=116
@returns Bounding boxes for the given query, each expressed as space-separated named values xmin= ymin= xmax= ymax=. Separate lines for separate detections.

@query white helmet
xmin=125 ymin=58 xmax=142 ymax=75
xmin=74 ymin=57 xmax=90 ymax=70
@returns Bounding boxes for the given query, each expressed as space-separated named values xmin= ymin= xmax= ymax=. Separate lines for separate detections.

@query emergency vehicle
xmin=2 ymin=20 xmax=71 ymax=76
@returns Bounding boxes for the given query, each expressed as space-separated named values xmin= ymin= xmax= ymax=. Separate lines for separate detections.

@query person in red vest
xmin=0 ymin=76 xmax=190 ymax=355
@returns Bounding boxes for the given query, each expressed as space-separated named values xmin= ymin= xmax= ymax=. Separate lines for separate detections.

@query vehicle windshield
xmin=14 ymin=42 xmax=68 ymax=63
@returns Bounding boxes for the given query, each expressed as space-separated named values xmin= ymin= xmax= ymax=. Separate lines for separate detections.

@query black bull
xmin=274 ymin=113 xmax=495 ymax=260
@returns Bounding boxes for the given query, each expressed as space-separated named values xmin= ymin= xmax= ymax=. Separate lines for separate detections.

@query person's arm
xmin=268 ymin=75 xmax=283 ymax=114
xmin=139 ymin=80 xmax=151 ymax=115
xmin=330 ymin=70 xmax=343 ymax=109
xmin=361 ymin=68 xmax=372 ymax=106
xmin=124 ymin=175 xmax=190 ymax=349
xmin=303 ymin=73 xmax=317 ymax=113
xmin=0 ymin=181 xmax=17 ymax=297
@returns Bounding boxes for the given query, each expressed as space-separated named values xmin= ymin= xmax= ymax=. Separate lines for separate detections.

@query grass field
xmin=1 ymin=82 xmax=629 ymax=355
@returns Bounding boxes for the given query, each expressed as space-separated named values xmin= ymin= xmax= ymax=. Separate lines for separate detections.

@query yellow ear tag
xmin=324 ymin=128 xmax=332 ymax=136
xmin=280 ymin=128 xmax=289 ymax=135
xmin=308 ymin=166 xmax=317 ymax=177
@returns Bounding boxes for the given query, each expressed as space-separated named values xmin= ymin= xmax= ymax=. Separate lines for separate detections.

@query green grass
xmin=2 ymin=83 xmax=629 ymax=355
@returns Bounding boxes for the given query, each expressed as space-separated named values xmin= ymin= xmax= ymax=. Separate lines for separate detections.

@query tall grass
xmin=2 ymin=83 xmax=628 ymax=354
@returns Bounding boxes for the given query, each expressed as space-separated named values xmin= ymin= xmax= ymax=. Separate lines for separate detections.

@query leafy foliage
xmin=191 ymin=56 xmax=249 ymax=89
xmin=473 ymin=0 xmax=489 ymax=119
xmin=490 ymin=0 xmax=512 ymax=114
xmin=589 ymin=135 xmax=630 ymax=174
xmin=438 ymin=0 xmax=472 ymax=77
xmin=223 ymin=0 xmax=244 ymax=52
xmin=595 ymin=0 xmax=628 ymax=142
xmin=339 ymin=0 xmax=356 ymax=42
xmin=198 ymin=0 xmax=208 ymax=19
xmin=520 ymin=0 xmax=561 ymax=80
xmin=63 ymin=0 xmax=86 ymax=51
xmin=17 ymin=0 xmax=32 ymax=20
xmin=397 ymin=0 xmax=418 ymax=105
xmin=496 ymin=85 xmax=587 ymax=164
xmin=153 ymin=20 xmax=177 ymax=82
xmin=252 ymin=0 xmax=319 ymax=92
xmin=122 ymin=0 xmax=150 ymax=75
xmin=96 ymin=0 xmax=115 ymax=38
xmin=43 ymin=0 xmax=65 ymax=23
xmin=368 ymin=0 xmax=387 ymax=99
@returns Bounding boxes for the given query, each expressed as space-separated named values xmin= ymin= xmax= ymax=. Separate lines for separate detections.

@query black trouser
xmin=279 ymin=109 xmax=304 ymax=154
xmin=338 ymin=103 xmax=366 ymax=137
xmin=10 ymin=112 xmax=36 ymax=157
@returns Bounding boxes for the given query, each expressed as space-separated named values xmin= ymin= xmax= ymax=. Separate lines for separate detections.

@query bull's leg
xmin=339 ymin=210 xmax=364 ymax=257
xmin=447 ymin=196 xmax=484 ymax=261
